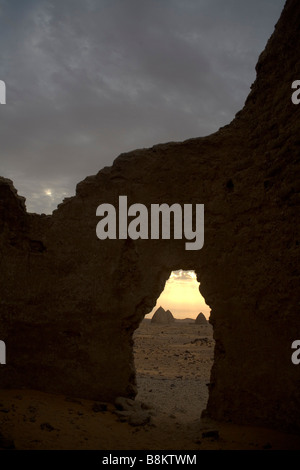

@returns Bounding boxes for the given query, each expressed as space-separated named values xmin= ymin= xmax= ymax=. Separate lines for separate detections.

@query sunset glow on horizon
xmin=145 ymin=270 xmax=211 ymax=320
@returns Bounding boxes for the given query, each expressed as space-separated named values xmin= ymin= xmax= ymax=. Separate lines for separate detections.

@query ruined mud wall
xmin=0 ymin=0 xmax=299 ymax=431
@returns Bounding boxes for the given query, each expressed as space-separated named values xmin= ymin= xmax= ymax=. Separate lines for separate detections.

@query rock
xmin=114 ymin=397 xmax=151 ymax=426
xmin=28 ymin=406 xmax=37 ymax=413
xmin=262 ymin=442 xmax=272 ymax=450
xmin=114 ymin=402 xmax=151 ymax=426
xmin=140 ymin=402 xmax=152 ymax=410
xmin=114 ymin=410 xmax=131 ymax=422
xmin=114 ymin=396 xmax=133 ymax=411
xmin=65 ymin=397 xmax=82 ymax=405
xmin=115 ymin=397 xmax=136 ymax=411
xmin=0 ymin=0 xmax=299 ymax=432
xmin=40 ymin=422 xmax=55 ymax=432
xmin=0 ymin=433 xmax=15 ymax=450
xmin=92 ymin=402 xmax=107 ymax=412
xmin=128 ymin=411 xmax=151 ymax=427
xmin=202 ymin=430 xmax=219 ymax=440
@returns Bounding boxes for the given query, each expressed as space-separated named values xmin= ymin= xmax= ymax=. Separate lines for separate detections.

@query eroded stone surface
xmin=0 ymin=0 xmax=299 ymax=431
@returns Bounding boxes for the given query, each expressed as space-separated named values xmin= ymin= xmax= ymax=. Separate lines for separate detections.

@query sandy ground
xmin=0 ymin=319 xmax=300 ymax=450
xmin=134 ymin=320 xmax=213 ymax=424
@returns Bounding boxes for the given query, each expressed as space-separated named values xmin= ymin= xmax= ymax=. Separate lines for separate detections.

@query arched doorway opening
xmin=133 ymin=270 xmax=214 ymax=425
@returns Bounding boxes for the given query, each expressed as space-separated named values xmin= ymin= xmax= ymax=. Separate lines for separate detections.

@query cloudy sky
xmin=0 ymin=0 xmax=285 ymax=214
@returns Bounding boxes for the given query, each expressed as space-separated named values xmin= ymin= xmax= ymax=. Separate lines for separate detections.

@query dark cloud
xmin=0 ymin=0 xmax=285 ymax=213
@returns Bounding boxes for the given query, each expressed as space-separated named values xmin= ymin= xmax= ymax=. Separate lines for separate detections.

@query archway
xmin=133 ymin=270 xmax=214 ymax=425
xmin=0 ymin=1 xmax=299 ymax=434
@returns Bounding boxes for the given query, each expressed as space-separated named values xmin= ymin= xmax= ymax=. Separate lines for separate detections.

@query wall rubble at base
xmin=0 ymin=0 xmax=299 ymax=432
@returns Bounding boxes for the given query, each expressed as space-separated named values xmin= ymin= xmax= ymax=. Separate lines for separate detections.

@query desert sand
xmin=134 ymin=319 xmax=213 ymax=424
xmin=0 ymin=319 xmax=300 ymax=450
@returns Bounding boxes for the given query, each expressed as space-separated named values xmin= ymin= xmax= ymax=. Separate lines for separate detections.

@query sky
xmin=145 ymin=270 xmax=211 ymax=320
xmin=0 ymin=0 xmax=286 ymax=214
